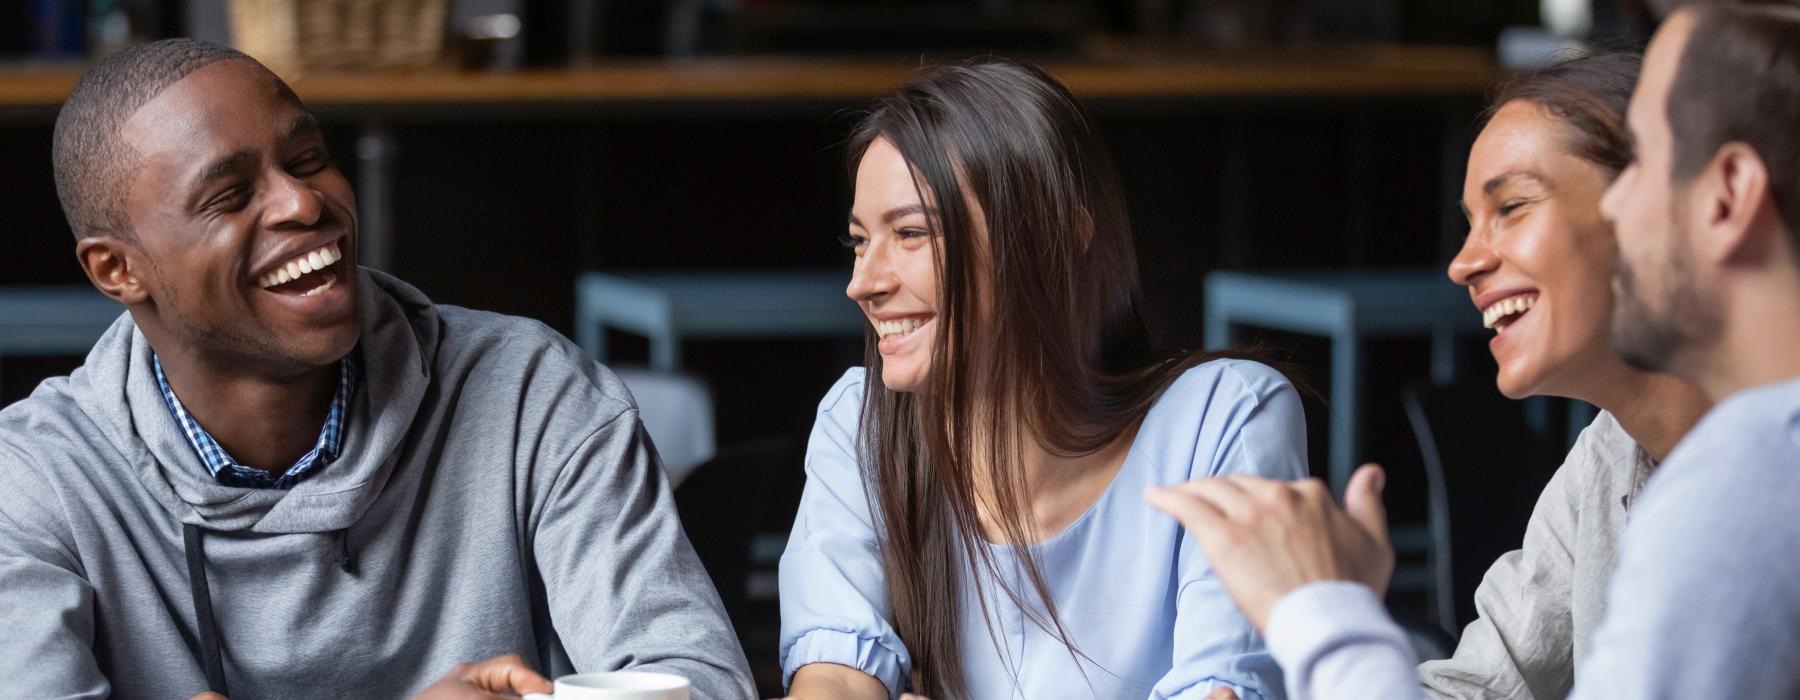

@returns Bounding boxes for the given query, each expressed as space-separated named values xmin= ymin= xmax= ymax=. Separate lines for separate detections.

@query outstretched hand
xmin=902 ymin=689 xmax=1240 ymax=700
xmin=1146 ymin=464 xmax=1394 ymax=631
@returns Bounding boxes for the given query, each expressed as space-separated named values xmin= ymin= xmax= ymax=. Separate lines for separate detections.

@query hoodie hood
xmin=69 ymin=268 xmax=439 ymax=534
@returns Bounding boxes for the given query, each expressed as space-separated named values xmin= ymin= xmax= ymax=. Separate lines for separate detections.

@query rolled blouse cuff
xmin=782 ymin=627 xmax=909 ymax=699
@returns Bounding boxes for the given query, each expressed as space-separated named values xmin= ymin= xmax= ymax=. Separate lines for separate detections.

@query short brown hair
xmin=1667 ymin=3 xmax=1800 ymax=237
xmin=1648 ymin=0 xmax=1800 ymax=19
xmin=1480 ymin=51 xmax=1642 ymax=178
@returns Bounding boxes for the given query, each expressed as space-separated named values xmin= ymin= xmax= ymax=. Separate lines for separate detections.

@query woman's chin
xmin=880 ymin=365 xmax=928 ymax=393
xmin=1493 ymin=365 xmax=1541 ymax=401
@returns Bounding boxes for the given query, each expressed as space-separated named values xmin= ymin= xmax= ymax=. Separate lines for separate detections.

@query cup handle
xmin=522 ymin=694 xmax=553 ymax=700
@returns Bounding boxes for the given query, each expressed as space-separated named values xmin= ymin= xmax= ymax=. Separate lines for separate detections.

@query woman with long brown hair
xmin=777 ymin=59 xmax=1304 ymax=699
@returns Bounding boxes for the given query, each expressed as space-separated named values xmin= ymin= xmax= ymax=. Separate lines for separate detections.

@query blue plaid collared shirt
xmin=153 ymin=352 xmax=357 ymax=490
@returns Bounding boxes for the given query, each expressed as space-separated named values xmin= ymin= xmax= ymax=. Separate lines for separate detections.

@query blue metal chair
xmin=1403 ymin=380 xmax=1562 ymax=635
xmin=574 ymin=270 xmax=864 ymax=371
xmin=1203 ymin=269 xmax=1484 ymax=495
xmin=0 ymin=286 xmax=121 ymax=356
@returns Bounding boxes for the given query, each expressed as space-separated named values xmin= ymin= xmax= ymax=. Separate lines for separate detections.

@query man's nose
xmin=262 ymin=173 xmax=325 ymax=230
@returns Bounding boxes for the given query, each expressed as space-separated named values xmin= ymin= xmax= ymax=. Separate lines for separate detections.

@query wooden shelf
xmin=0 ymin=47 xmax=1501 ymax=112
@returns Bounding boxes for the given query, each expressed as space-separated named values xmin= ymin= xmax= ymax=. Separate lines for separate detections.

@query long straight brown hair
xmin=847 ymin=59 xmax=1244 ymax=698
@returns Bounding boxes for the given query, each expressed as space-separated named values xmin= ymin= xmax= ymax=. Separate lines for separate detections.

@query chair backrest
xmin=672 ymin=435 xmax=806 ymax=615
xmin=612 ymin=367 xmax=716 ymax=485
xmin=1403 ymin=381 xmax=1563 ymax=635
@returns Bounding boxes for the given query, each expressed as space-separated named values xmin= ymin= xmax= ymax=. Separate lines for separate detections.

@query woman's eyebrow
xmin=1481 ymin=170 xmax=1546 ymax=196
xmin=848 ymin=204 xmax=935 ymax=228
xmin=881 ymin=204 xmax=929 ymax=224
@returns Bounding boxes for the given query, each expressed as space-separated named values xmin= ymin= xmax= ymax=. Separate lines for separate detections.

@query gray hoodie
xmin=0 ymin=270 xmax=754 ymax=699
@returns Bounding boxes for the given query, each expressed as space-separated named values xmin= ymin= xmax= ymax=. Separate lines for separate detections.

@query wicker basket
xmin=229 ymin=0 xmax=448 ymax=78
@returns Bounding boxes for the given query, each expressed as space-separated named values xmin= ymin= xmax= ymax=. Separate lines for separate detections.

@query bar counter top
xmin=0 ymin=45 xmax=1500 ymax=115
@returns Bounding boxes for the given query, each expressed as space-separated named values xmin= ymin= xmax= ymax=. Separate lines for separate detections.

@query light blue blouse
xmin=779 ymin=360 xmax=1308 ymax=699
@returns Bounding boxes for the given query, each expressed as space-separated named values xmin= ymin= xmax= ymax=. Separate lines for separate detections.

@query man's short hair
xmin=1667 ymin=3 xmax=1800 ymax=240
xmin=52 ymin=38 xmax=248 ymax=241
xmin=1648 ymin=0 xmax=1799 ymax=20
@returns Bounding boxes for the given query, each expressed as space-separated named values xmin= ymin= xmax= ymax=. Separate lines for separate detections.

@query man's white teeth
xmin=1482 ymin=294 xmax=1538 ymax=330
xmin=258 ymin=242 xmax=343 ymax=288
xmin=876 ymin=317 xmax=927 ymax=339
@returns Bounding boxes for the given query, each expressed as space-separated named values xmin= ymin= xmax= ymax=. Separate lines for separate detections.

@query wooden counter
xmin=0 ymin=45 xmax=1499 ymax=272
xmin=0 ymin=46 xmax=1500 ymax=114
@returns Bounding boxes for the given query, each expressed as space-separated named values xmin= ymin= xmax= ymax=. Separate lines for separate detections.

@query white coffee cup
xmin=521 ymin=671 xmax=690 ymax=700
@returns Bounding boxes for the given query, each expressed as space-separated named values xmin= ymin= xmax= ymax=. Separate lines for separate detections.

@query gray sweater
xmin=0 ymin=270 xmax=754 ymax=699
xmin=1418 ymin=411 xmax=1653 ymax=699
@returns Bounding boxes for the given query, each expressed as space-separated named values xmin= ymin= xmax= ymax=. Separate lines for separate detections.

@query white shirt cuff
xmin=1266 ymin=581 xmax=1419 ymax=700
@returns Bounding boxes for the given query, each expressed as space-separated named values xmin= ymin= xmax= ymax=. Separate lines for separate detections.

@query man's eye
xmin=208 ymin=186 xmax=250 ymax=212
xmin=289 ymin=153 xmax=331 ymax=176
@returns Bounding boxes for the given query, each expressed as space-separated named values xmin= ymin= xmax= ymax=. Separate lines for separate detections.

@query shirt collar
xmin=152 ymin=352 xmax=358 ymax=490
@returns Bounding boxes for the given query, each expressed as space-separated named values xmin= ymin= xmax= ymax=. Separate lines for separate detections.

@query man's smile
xmin=255 ymin=241 xmax=345 ymax=297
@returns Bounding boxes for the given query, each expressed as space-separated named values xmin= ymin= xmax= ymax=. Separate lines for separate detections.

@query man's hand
xmin=1146 ymin=464 xmax=1394 ymax=631
xmin=413 ymin=653 xmax=553 ymax=699
xmin=872 ymin=683 xmax=1239 ymax=699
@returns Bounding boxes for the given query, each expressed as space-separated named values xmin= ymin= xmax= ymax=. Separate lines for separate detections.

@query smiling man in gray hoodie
xmin=0 ymin=39 xmax=755 ymax=699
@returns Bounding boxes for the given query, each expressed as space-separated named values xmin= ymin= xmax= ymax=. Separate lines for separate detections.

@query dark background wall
xmin=0 ymin=98 xmax=1483 ymax=508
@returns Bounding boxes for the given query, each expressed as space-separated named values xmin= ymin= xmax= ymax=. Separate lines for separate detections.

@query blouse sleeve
xmin=778 ymin=370 xmax=910 ymax=698
xmin=1418 ymin=453 xmax=1585 ymax=699
xmin=1155 ymin=361 xmax=1309 ymax=699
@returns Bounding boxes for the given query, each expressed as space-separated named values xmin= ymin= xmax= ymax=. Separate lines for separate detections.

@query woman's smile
xmin=874 ymin=314 xmax=935 ymax=355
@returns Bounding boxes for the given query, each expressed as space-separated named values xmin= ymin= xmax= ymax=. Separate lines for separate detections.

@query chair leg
xmin=575 ymin=313 xmax=608 ymax=363
xmin=1330 ymin=333 xmax=1362 ymax=496
xmin=650 ymin=334 xmax=679 ymax=372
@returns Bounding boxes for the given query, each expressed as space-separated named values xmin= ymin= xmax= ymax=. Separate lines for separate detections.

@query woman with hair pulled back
xmin=777 ymin=59 xmax=1304 ymax=699
xmin=1153 ymin=51 xmax=1714 ymax=700
xmin=1414 ymin=49 xmax=1713 ymax=699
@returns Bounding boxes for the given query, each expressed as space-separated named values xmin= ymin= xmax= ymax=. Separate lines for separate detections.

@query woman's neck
xmin=1578 ymin=360 xmax=1711 ymax=462
xmin=973 ymin=420 xmax=1140 ymax=545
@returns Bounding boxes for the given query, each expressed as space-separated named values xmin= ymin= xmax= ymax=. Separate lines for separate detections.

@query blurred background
xmin=0 ymin=0 xmax=1663 ymax=694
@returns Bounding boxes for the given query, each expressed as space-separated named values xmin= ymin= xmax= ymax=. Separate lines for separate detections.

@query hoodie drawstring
xmin=182 ymin=523 xmax=229 ymax=696
xmin=336 ymin=528 xmax=356 ymax=575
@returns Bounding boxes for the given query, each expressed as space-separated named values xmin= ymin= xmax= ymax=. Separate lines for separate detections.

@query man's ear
xmin=75 ymin=235 xmax=152 ymax=305
xmin=1703 ymin=142 xmax=1777 ymax=266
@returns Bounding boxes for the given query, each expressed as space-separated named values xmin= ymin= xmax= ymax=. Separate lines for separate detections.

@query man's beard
xmin=1609 ymin=209 xmax=1721 ymax=373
